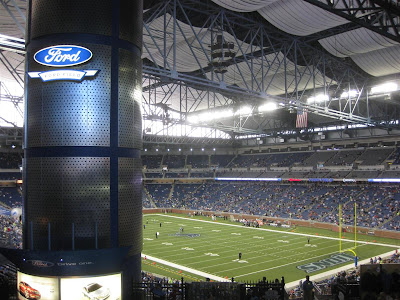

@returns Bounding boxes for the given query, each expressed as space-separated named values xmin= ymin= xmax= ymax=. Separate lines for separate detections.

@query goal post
xmin=339 ymin=203 xmax=357 ymax=254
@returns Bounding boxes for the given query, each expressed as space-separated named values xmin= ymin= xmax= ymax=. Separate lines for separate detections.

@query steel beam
xmin=303 ymin=0 xmax=400 ymax=43
xmin=0 ymin=0 xmax=25 ymax=36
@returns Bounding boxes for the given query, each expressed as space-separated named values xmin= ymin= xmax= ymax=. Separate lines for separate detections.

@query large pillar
xmin=23 ymin=0 xmax=142 ymax=298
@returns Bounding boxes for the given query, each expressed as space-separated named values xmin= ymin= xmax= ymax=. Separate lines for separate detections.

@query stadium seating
xmin=142 ymin=155 xmax=163 ymax=169
xmin=0 ymin=187 xmax=22 ymax=208
xmin=187 ymin=155 xmax=209 ymax=168
xmin=0 ymin=153 xmax=21 ymax=169
xmin=163 ymin=155 xmax=186 ymax=169
xmin=324 ymin=149 xmax=363 ymax=166
xmin=190 ymin=171 xmax=214 ymax=178
xmin=303 ymin=151 xmax=336 ymax=167
xmin=146 ymin=184 xmax=173 ymax=207
xmin=144 ymin=181 xmax=400 ymax=231
xmin=357 ymin=148 xmax=393 ymax=165
xmin=210 ymin=155 xmax=235 ymax=167
xmin=0 ymin=172 xmax=21 ymax=180
xmin=164 ymin=172 xmax=188 ymax=178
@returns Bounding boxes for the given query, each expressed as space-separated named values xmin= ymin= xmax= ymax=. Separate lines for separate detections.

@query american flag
xmin=296 ymin=109 xmax=308 ymax=128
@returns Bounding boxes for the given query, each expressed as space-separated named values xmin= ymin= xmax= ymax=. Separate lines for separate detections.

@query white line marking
xmin=141 ymin=253 xmax=230 ymax=282
xmin=234 ymin=247 xmax=357 ymax=278
xmin=145 ymin=214 xmax=399 ymax=280
xmin=232 ymin=259 xmax=248 ymax=263
xmin=149 ymin=214 xmax=399 ymax=248
xmin=204 ymin=253 xmax=219 ymax=257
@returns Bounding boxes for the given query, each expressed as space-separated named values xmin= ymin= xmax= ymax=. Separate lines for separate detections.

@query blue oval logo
xmin=34 ymin=45 xmax=92 ymax=67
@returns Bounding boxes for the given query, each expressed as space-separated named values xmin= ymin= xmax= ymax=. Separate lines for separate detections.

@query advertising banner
xmin=60 ymin=273 xmax=121 ymax=300
xmin=0 ymin=247 xmax=130 ymax=276
xmin=17 ymin=272 xmax=59 ymax=300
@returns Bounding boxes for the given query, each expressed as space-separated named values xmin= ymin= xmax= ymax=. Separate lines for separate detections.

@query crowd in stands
xmin=145 ymin=182 xmax=400 ymax=231
xmin=2 ymin=147 xmax=400 ymax=175
xmin=0 ymin=187 xmax=23 ymax=250
xmin=0 ymin=262 xmax=17 ymax=299
xmin=0 ymin=153 xmax=21 ymax=169
xmin=141 ymin=147 xmax=400 ymax=181
xmin=0 ymin=214 xmax=22 ymax=249
xmin=152 ymin=168 xmax=400 ymax=179
xmin=0 ymin=187 xmax=22 ymax=208
xmin=0 ymin=172 xmax=21 ymax=180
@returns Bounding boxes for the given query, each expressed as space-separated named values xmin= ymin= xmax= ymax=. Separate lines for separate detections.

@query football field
xmin=142 ymin=214 xmax=400 ymax=283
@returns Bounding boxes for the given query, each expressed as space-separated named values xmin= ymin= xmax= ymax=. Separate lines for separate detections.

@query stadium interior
xmin=1 ymin=0 xmax=400 ymax=299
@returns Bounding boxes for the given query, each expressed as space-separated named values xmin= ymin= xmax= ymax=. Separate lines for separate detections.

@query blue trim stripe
xmin=25 ymin=147 xmax=140 ymax=158
xmin=110 ymin=0 xmax=121 ymax=249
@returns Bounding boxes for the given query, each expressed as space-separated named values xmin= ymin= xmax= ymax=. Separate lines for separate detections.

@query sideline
xmin=144 ymin=214 xmax=399 ymax=286
xmin=284 ymin=248 xmax=399 ymax=290
xmin=141 ymin=253 xmax=230 ymax=282
xmin=148 ymin=214 xmax=399 ymax=248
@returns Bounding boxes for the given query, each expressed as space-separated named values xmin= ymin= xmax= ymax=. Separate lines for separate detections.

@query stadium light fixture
xmin=307 ymin=94 xmax=329 ymax=103
xmin=340 ymin=90 xmax=358 ymax=99
xmin=187 ymin=115 xmax=199 ymax=124
xmin=188 ymin=108 xmax=233 ymax=124
xmin=370 ymin=82 xmax=398 ymax=95
xmin=234 ymin=106 xmax=252 ymax=116
xmin=258 ymin=102 xmax=278 ymax=112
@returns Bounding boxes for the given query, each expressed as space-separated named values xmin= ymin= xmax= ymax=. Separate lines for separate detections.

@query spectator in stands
xmin=302 ymin=275 xmax=314 ymax=300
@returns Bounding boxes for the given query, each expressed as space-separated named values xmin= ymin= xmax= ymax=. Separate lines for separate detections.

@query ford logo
xmin=26 ymin=260 xmax=54 ymax=268
xmin=34 ymin=45 xmax=92 ymax=67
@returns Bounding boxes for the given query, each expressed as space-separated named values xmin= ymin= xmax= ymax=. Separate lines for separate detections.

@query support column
xmin=22 ymin=0 xmax=142 ymax=298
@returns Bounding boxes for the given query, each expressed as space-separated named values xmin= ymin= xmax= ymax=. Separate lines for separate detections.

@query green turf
xmin=142 ymin=213 xmax=399 ymax=283
xmin=142 ymin=257 xmax=204 ymax=282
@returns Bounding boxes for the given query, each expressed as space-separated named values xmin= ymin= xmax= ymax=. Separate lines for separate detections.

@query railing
xmin=132 ymin=277 xmax=287 ymax=300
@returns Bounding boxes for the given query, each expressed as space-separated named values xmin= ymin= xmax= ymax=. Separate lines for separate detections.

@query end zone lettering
xmin=297 ymin=253 xmax=354 ymax=273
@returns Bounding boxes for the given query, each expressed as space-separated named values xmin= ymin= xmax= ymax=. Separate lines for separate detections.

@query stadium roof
xmin=1 ymin=0 xmax=400 ymax=145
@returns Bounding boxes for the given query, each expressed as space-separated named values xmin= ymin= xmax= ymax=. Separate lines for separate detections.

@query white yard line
xmin=141 ymin=253 xmax=230 ymax=282
xmin=233 ymin=246 xmax=362 ymax=278
xmin=144 ymin=214 xmax=400 ymax=284
xmin=148 ymin=214 xmax=399 ymax=248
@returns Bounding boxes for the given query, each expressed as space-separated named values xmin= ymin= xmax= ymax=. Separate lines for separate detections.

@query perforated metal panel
xmin=118 ymin=158 xmax=142 ymax=254
xmin=26 ymin=44 xmax=111 ymax=147
xmin=26 ymin=158 xmax=59 ymax=249
xmin=31 ymin=0 xmax=112 ymax=39
xmin=120 ymin=0 xmax=143 ymax=49
xmin=118 ymin=49 xmax=142 ymax=149
xmin=26 ymin=157 xmax=110 ymax=250
xmin=26 ymin=80 xmax=43 ymax=147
